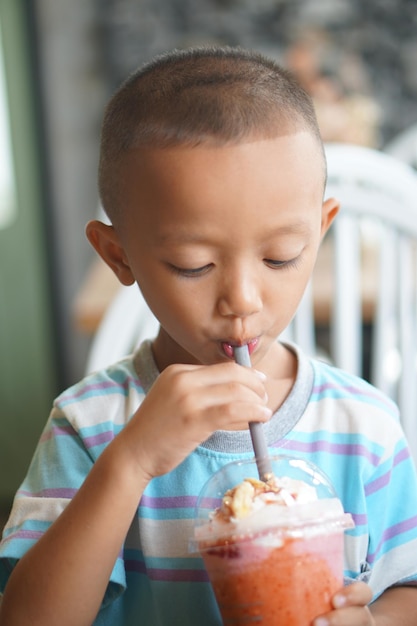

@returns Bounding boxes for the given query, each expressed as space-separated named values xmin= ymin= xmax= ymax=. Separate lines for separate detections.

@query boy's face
xmin=90 ymin=132 xmax=338 ymax=374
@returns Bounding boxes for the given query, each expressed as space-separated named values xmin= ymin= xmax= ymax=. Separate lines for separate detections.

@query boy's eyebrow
xmin=265 ymin=222 xmax=314 ymax=236
xmin=155 ymin=221 xmax=313 ymax=245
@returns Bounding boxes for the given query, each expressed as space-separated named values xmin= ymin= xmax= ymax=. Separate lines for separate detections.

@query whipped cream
xmin=194 ymin=475 xmax=351 ymax=546
xmin=218 ymin=475 xmax=317 ymax=521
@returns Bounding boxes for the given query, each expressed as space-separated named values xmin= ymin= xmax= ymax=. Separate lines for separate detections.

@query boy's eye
xmin=264 ymin=257 xmax=299 ymax=270
xmin=168 ymin=263 xmax=213 ymax=278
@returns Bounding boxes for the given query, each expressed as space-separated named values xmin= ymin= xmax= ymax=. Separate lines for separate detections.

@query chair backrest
xmin=85 ymin=284 xmax=159 ymax=374
xmin=287 ymin=143 xmax=417 ymax=460
xmin=384 ymin=123 xmax=417 ymax=171
xmin=86 ymin=143 xmax=417 ymax=461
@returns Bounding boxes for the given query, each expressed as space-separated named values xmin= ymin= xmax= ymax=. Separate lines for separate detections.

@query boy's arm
xmin=0 ymin=435 xmax=150 ymax=626
xmin=0 ymin=362 xmax=270 ymax=626
xmin=370 ymin=585 xmax=417 ymax=625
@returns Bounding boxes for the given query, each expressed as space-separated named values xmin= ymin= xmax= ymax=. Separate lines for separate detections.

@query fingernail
xmin=313 ymin=619 xmax=328 ymax=626
xmin=332 ymin=593 xmax=346 ymax=608
xmin=261 ymin=406 xmax=272 ymax=419
xmin=254 ymin=369 xmax=266 ymax=380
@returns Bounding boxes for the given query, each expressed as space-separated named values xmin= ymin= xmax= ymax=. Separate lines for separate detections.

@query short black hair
xmin=99 ymin=46 xmax=324 ymax=222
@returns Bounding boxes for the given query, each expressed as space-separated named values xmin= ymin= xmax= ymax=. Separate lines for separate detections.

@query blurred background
xmin=1 ymin=0 xmax=417 ymax=518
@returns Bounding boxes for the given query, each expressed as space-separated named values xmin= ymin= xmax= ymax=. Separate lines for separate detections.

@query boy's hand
xmin=313 ymin=582 xmax=374 ymax=625
xmin=119 ymin=361 xmax=272 ymax=481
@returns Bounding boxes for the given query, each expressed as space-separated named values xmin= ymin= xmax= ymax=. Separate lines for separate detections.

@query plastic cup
xmin=191 ymin=455 xmax=354 ymax=625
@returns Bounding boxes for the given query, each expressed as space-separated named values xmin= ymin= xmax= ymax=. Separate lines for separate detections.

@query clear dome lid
xmin=191 ymin=455 xmax=353 ymax=550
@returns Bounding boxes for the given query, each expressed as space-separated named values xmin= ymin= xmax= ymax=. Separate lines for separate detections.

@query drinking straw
xmin=233 ymin=345 xmax=272 ymax=481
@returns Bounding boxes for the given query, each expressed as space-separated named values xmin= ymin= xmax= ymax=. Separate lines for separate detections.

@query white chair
xmin=85 ymin=284 xmax=159 ymax=374
xmin=288 ymin=143 xmax=417 ymax=460
xmin=86 ymin=143 xmax=417 ymax=461
xmin=384 ymin=123 xmax=417 ymax=170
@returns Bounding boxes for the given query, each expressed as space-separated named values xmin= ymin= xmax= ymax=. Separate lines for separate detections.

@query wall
xmin=0 ymin=0 xmax=58 ymax=505
xmin=34 ymin=0 xmax=417 ymax=387
xmin=34 ymin=0 xmax=106 ymax=385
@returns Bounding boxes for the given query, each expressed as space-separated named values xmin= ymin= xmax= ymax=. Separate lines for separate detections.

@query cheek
xmin=266 ymin=264 xmax=314 ymax=321
xmin=138 ymin=277 xmax=206 ymax=329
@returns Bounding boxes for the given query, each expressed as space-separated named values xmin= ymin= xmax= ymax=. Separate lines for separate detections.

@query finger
xmin=194 ymin=361 xmax=269 ymax=401
xmin=178 ymin=382 xmax=272 ymax=432
xmin=206 ymin=378 xmax=268 ymax=404
xmin=314 ymin=605 xmax=373 ymax=626
xmin=209 ymin=399 xmax=273 ymax=430
xmin=167 ymin=381 xmax=272 ymax=431
xmin=332 ymin=582 xmax=373 ymax=609
xmin=313 ymin=583 xmax=374 ymax=626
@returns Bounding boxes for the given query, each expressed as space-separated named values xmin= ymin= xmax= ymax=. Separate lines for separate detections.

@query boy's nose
xmin=217 ymin=271 xmax=262 ymax=318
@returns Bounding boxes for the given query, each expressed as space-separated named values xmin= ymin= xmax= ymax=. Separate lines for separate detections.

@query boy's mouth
xmin=221 ymin=337 xmax=259 ymax=359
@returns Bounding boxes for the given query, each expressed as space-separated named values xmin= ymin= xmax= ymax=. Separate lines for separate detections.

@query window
xmin=0 ymin=23 xmax=16 ymax=229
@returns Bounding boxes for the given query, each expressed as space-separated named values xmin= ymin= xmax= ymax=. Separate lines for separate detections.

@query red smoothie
xmin=202 ymin=530 xmax=342 ymax=624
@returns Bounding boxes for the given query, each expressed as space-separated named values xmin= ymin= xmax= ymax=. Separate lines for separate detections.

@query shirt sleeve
xmin=364 ymin=429 xmax=417 ymax=598
xmin=0 ymin=406 xmax=127 ymax=606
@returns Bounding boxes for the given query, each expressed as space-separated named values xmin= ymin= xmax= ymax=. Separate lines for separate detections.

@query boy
xmin=1 ymin=46 xmax=417 ymax=625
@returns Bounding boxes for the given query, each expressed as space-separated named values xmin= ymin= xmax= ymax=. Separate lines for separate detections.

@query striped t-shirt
xmin=1 ymin=341 xmax=417 ymax=625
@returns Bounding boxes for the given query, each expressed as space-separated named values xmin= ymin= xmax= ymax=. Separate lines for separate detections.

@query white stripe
xmin=125 ymin=517 xmax=194 ymax=559
xmin=368 ymin=539 xmax=417 ymax=596
xmin=53 ymin=388 xmax=146 ymax=430
xmin=4 ymin=496 xmax=69 ymax=531
xmin=301 ymin=399 xmax=404 ymax=462
xmin=344 ymin=532 xmax=369 ymax=574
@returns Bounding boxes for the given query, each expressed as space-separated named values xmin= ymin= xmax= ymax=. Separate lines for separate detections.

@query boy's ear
xmin=320 ymin=197 xmax=340 ymax=239
xmin=85 ymin=220 xmax=135 ymax=286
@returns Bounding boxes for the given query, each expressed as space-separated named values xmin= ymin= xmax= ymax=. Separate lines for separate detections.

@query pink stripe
xmin=365 ymin=446 xmax=410 ymax=497
xmin=394 ymin=446 xmax=410 ymax=465
xmin=125 ymin=560 xmax=209 ymax=582
xmin=40 ymin=424 xmax=76 ymax=443
xmin=368 ymin=515 xmax=417 ymax=564
xmin=40 ymin=425 xmax=115 ymax=449
xmin=17 ymin=488 xmax=77 ymax=499
xmin=351 ymin=512 xmax=367 ymax=526
xmin=276 ymin=439 xmax=380 ymax=465
xmin=2 ymin=529 xmax=43 ymax=544
xmin=84 ymin=431 xmax=114 ymax=448
xmin=60 ymin=378 xmax=130 ymax=403
xmin=313 ymin=382 xmax=396 ymax=411
xmin=365 ymin=471 xmax=390 ymax=496
xmin=140 ymin=495 xmax=220 ymax=509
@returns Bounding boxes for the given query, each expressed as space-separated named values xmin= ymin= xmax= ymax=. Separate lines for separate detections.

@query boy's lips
xmin=221 ymin=337 xmax=259 ymax=359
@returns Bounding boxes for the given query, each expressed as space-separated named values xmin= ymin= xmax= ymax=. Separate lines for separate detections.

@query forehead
xmin=118 ymin=132 xmax=326 ymax=238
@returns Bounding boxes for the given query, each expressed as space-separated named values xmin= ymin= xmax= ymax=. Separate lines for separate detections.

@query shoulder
xmin=310 ymin=357 xmax=399 ymax=418
xmin=284 ymin=341 xmax=398 ymax=422
xmin=299 ymin=355 xmax=407 ymax=465
xmin=53 ymin=355 xmax=146 ymax=429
